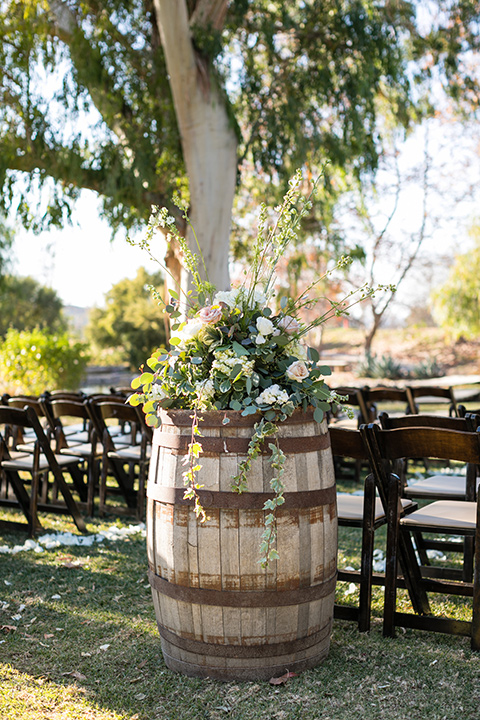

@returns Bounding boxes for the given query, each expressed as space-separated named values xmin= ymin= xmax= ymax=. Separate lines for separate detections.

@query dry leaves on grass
xmin=62 ymin=670 xmax=87 ymax=682
xmin=269 ymin=670 xmax=297 ymax=686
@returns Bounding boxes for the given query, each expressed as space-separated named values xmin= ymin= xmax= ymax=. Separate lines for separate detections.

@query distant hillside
xmin=64 ymin=305 xmax=90 ymax=336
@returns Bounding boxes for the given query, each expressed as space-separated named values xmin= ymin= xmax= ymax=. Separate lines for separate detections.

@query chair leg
xmin=358 ymin=473 xmax=376 ymax=633
xmin=136 ymin=460 xmax=147 ymax=521
xmin=29 ymin=469 xmax=41 ymax=539
xmin=471 ymin=500 xmax=480 ymax=650
xmin=383 ymin=473 xmax=400 ymax=637
xmin=99 ymin=455 xmax=109 ymax=517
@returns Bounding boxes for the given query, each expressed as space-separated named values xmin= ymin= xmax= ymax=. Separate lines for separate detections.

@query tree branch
xmin=189 ymin=0 xmax=229 ymax=30
xmin=46 ymin=1 xmax=142 ymax=148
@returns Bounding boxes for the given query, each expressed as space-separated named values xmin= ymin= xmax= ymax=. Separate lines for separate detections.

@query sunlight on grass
xmin=0 ymin=665 xmax=126 ymax=720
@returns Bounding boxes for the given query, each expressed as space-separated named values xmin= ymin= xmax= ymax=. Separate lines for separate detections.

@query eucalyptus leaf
xmin=140 ymin=371 xmax=154 ymax=384
xmin=232 ymin=340 xmax=250 ymax=356
xmin=313 ymin=407 xmax=324 ymax=423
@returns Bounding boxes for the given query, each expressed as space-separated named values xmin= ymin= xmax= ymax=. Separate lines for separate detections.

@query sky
xmin=10 ymin=192 xmax=163 ymax=308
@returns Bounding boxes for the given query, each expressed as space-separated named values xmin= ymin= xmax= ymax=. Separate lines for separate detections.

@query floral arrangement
xmin=128 ymin=171 xmax=382 ymax=566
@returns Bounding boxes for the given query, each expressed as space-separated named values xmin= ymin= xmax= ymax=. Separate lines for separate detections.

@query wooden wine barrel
xmin=146 ymin=408 xmax=337 ymax=681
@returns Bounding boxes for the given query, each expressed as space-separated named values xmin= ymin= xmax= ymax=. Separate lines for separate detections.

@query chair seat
xmin=401 ymin=500 xmax=477 ymax=532
xmin=107 ymin=445 xmax=152 ymax=462
xmin=59 ymin=443 xmax=103 ymax=460
xmin=337 ymin=493 xmax=414 ymax=522
xmin=403 ymin=474 xmax=475 ymax=499
xmin=2 ymin=452 xmax=81 ymax=472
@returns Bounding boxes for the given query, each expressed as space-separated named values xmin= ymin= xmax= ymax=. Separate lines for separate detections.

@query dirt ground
xmin=320 ymin=326 xmax=480 ymax=386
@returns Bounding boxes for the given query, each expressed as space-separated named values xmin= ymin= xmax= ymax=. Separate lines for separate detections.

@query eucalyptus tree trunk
xmin=153 ymin=0 xmax=238 ymax=298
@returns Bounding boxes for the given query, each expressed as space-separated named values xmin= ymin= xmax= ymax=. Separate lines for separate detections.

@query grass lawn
xmin=1 ymin=501 xmax=480 ymax=720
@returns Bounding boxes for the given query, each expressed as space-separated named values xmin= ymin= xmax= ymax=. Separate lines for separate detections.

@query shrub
xmin=356 ymin=352 xmax=405 ymax=379
xmin=0 ymin=328 xmax=90 ymax=395
xmin=410 ymin=358 xmax=443 ymax=379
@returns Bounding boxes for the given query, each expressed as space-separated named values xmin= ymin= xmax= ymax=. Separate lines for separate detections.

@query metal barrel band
xmin=158 ymin=408 xmax=319 ymax=428
xmin=157 ymin=620 xmax=332 ymax=659
xmin=148 ymin=567 xmax=337 ymax=607
xmin=153 ymin=431 xmax=330 ymax=456
xmin=147 ymin=483 xmax=336 ymax=509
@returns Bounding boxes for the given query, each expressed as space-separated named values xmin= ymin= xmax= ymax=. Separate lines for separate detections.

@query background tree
xmin=0 ymin=274 xmax=67 ymax=337
xmin=86 ymin=267 xmax=167 ymax=370
xmin=430 ymin=224 xmax=480 ymax=341
xmin=1 ymin=1 xmax=479 ymax=296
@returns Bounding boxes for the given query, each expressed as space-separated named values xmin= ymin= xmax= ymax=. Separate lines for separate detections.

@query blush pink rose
xmin=277 ymin=315 xmax=300 ymax=334
xmin=197 ymin=305 xmax=223 ymax=324
xmin=286 ymin=360 xmax=309 ymax=382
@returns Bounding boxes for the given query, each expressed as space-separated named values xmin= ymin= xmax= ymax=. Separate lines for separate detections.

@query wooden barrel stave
xmin=147 ymin=409 xmax=337 ymax=681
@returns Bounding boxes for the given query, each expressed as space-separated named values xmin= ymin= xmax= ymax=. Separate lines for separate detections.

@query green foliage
xmin=0 ymin=328 xmax=89 ymax=394
xmin=85 ymin=267 xmax=167 ymax=370
xmin=410 ymin=357 xmax=443 ymax=379
xmin=357 ymin=351 xmax=405 ymax=379
xmin=431 ymin=230 xmax=480 ymax=340
xmin=0 ymin=275 xmax=67 ymax=338
xmin=0 ymin=1 xmax=478 ymax=234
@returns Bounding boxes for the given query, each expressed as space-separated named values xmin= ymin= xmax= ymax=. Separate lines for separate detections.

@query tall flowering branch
xmin=128 ymin=170 xmax=394 ymax=565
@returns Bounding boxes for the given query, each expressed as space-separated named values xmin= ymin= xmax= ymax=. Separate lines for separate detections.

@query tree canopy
xmin=0 ymin=274 xmax=67 ymax=337
xmin=1 ymin=1 xmax=479 ymax=288
xmin=431 ymin=226 xmax=480 ymax=340
xmin=86 ymin=267 xmax=167 ymax=369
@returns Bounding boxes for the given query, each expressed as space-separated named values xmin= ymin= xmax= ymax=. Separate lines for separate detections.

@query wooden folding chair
xmin=362 ymin=422 xmax=480 ymax=649
xmin=87 ymin=398 xmax=152 ymax=519
xmin=362 ymin=386 xmax=415 ymax=418
xmin=48 ymin=398 xmax=103 ymax=516
xmin=378 ymin=412 xmax=480 ymax=502
xmin=332 ymin=426 xmax=417 ymax=632
xmin=378 ymin=411 xmax=480 ymax=566
xmin=0 ymin=405 xmax=87 ymax=537
xmin=406 ymin=384 xmax=458 ymax=416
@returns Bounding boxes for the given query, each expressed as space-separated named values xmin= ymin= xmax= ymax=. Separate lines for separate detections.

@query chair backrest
xmin=406 ymin=385 xmax=457 ymax=416
xmin=0 ymin=404 xmax=56 ymax=461
xmin=48 ymin=398 xmax=93 ymax=447
xmin=378 ymin=411 xmax=478 ymax=432
xmin=330 ymin=386 xmax=372 ymax=425
xmin=362 ymin=423 xmax=480 ymax=506
xmin=44 ymin=390 xmax=87 ymax=402
xmin=363 ymin=386 xmax=415 ymax=419
xmin=329 ymin=425 xmax=369 ymax=460
xmin=86 ymin=397 xmax=152 ymax=449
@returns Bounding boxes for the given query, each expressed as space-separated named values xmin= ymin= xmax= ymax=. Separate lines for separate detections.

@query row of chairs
xmin=0 ymin=389 xmax=151 ymax=537
xmin=331 ymin=383 xmax=459 ymax=426
xmin=333 ymin=410 xmax=480 ymax=649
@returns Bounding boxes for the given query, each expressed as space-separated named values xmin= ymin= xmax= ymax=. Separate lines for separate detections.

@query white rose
xmin=213 ymin=289 xmax=239 ymax=310
xmin=255 ymin=334 xmax=266 ymax=345
xmin=171 ymin=319 xmax=203 ymax=348
xmin=256 ymin=316 xmax=274 ymax=335
xmin=286 ymin=360 xmax=309 ymax=382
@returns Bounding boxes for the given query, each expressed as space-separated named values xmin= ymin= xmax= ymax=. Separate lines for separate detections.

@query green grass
xmin=1 ymin=504 xmax=479 ymax=720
